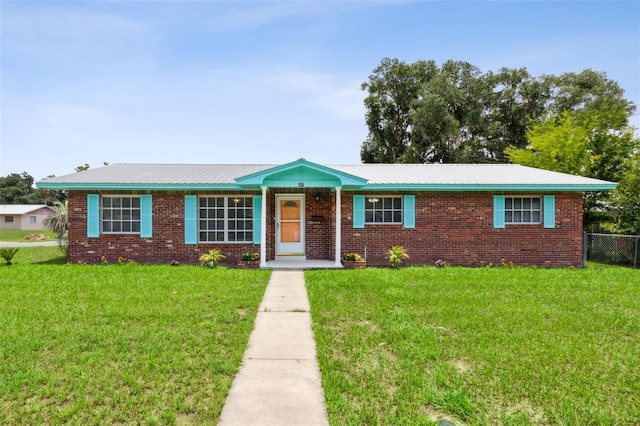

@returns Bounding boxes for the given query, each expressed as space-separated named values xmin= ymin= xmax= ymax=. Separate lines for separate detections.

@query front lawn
xmin=0 ymin=263 xmax=270 ymax=424
xmin=306 ymin=265 xmax=640 ymax=425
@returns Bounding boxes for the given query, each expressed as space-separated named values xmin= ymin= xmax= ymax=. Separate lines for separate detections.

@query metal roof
xmin=0 ymin=204 xmax=53 ymax=215
xmin=36 ymin=162 xmax=617 ymax=191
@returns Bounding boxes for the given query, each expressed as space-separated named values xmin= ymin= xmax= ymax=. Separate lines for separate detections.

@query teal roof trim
xmin=349 ymin=183 xmax=617 ymax=192
xmin=37 ymin=182 xmax=616 ymax=192
xmin=36 ymin=182 xmax=245 ymax=191
xmin=235 ymin=158 xmax=368 ymax=188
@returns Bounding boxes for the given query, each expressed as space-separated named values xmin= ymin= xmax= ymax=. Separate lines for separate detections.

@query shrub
xmin=0 ymin=248 xmax=19 ymax=265
xmin=387 ymin=245 xmax=409 ymax=268
xmin=199 ymin=249 xmax=226 ymax=268
xmin=240 ymin=252 xmax=259 ymax=261
xmin=343 ymin=252 xmax=364 ymax=261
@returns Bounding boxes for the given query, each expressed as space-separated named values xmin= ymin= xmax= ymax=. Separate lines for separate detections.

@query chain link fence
xmin=584 ymin=233 xmax=639 ymax=268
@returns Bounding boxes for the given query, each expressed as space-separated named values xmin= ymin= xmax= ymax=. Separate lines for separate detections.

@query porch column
xmin=260 ymin=185 xmax=267 ymax=268
xmin=334 ymin=186 xmax=342 ymax=267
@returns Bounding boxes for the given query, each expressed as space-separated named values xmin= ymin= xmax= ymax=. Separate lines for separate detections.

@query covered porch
xmin=235 ymin=158 xmax=368 ymax=267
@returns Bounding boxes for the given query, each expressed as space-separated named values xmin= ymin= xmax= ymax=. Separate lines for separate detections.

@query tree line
xmin=361 ymin=58 xmax=639 ymax=234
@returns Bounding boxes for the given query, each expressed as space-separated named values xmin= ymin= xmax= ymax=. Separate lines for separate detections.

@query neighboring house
xmin=36 ymin=159 xmax=616 ymax=267
xmin=0 ymin=204 xmax=54 ymax=231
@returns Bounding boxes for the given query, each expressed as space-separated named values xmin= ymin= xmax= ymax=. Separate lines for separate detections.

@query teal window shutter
xmin=403 ymin=195 xmax=415 ymax=229
xmin=140 ymin=194 xmax=152 ymax=238
xmin=184 ymin=195 xmax=197 ymax=245
xmin=353 ymin=195 xmax=364 ymax=229
xmin=253 ymin=195 xmax=262 ymax=244
xmin=87 ymin=194 xmax=100 ymax=237
xmin=543 ymin=195 xmax=556 ymax=229
xmin=493 ymin=195 xmax=505 ymax=229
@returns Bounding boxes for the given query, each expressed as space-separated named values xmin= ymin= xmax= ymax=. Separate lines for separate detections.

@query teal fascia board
xmin=235 ymin=158 xmax=368 ymax=187
xmin=37 ymin=182 xmax=245 ymax=191
xmin=347 ymin=183 xmax=617 ymax=192
xmin=37 ymin=182 xmax=617 ymax=192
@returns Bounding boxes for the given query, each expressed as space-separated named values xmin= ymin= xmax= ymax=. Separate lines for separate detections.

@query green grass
xmin=7 ymin=246 xmax=68 ymax=265
xmin=1 ymin=263 xmax=270 ymax=424
xmin=306 ymin=265 xmax=640 ymax=426
xmin=0 ymin=229 xmax=57 ymax=242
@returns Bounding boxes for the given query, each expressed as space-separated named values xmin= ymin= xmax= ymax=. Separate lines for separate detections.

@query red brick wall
xmin=66 ymin=190 xmax=584 ymax=267
xmin=67 ymin=191 xmax=261 ymax=265
xmin=339 ymin=192 xmax=584 ymax=267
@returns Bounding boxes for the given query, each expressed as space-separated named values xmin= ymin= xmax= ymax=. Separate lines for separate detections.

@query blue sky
xmin=2 ymin=1 xmax=639 ymax=180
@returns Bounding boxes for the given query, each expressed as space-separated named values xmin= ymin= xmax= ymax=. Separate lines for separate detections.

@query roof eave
xmin=352 ymin=183 xmax=618 ymax=192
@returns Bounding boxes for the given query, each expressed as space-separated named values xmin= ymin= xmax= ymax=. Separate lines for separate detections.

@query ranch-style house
xmin=37 ymin=159 xmax=616 ymax=267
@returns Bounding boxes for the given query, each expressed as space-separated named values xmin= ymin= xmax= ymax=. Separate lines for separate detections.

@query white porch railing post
xmin=334 ymin=186 xmax=342 ymax=267
xmin=260 ymin=186 xmax=267 ymax=268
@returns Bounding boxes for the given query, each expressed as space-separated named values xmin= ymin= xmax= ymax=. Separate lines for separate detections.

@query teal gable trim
xmin=253 ymin=195 xmax=262 ymax=244
xmin=493 ymin=195 xmax=505 ymax=229
xmin=543 ymin=195 xmax=556 ymax=229
xmin=184 ymin=195 xmax=197 ymax=245
xmin=87 ymin=194 xmax=100 ymax=238
xmin=353 ymin=195 xmax=364 ymax=229
xmin=403 ymin=195 xmax=415 ymax=229
xmin=235 ymin=158 xmax=368 ymax=188
xmin=140 ymin=194 xmax=152 ymax=238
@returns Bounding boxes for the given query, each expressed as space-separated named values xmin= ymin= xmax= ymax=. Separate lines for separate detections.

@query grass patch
xmin=0 ymin=264 xmax=270 ymax=424
xmin=7 ymin=246 xmax=67 ymax=265
xmin=306 ymin=265 xmax=640 ymax=425
xmin=0 ymin=229 xmax=57 ymax=242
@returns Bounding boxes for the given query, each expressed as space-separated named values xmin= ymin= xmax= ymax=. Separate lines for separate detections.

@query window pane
xmin=514 ymin=198 xmax=521 ymax=209
xmin=505 ymin=212 xmax=512 ymax=222
xmin=514 ymin=211 xmax=522 ymax=222
xmin=532 ymin=198 xmax=541 ymax=209
xmin=532 ymin=212 xmax=541 ymax=222
xmin=523 ymin=211 xmax=531 ymax=222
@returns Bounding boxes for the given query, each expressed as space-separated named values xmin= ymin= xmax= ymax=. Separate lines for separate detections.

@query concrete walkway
xmin=218 ymin=270 xmax=329 ymax=426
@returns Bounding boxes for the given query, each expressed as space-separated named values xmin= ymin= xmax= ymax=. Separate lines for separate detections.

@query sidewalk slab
xmin=243 ymin=312 xmax=317 ymax=360
xmin=219 ymin=359 xmax=326 ymax=426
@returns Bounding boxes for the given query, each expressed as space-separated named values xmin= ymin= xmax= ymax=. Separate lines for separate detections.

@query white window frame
xmin=364 ymin=196 xmax=403 ymax=224
xmin=29 ymin=216 xmax=37 ymax=224
xmin=101 ymin=195 xmax=141 ymax=234
xmin=505 ymin=196 xmax=542 ymax=225
xmin=198 ymin=196 xmax=254 ymax=243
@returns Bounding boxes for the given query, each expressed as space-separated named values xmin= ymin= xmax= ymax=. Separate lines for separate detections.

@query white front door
xmin=276 ymin=195 xmax=305 ymax=256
